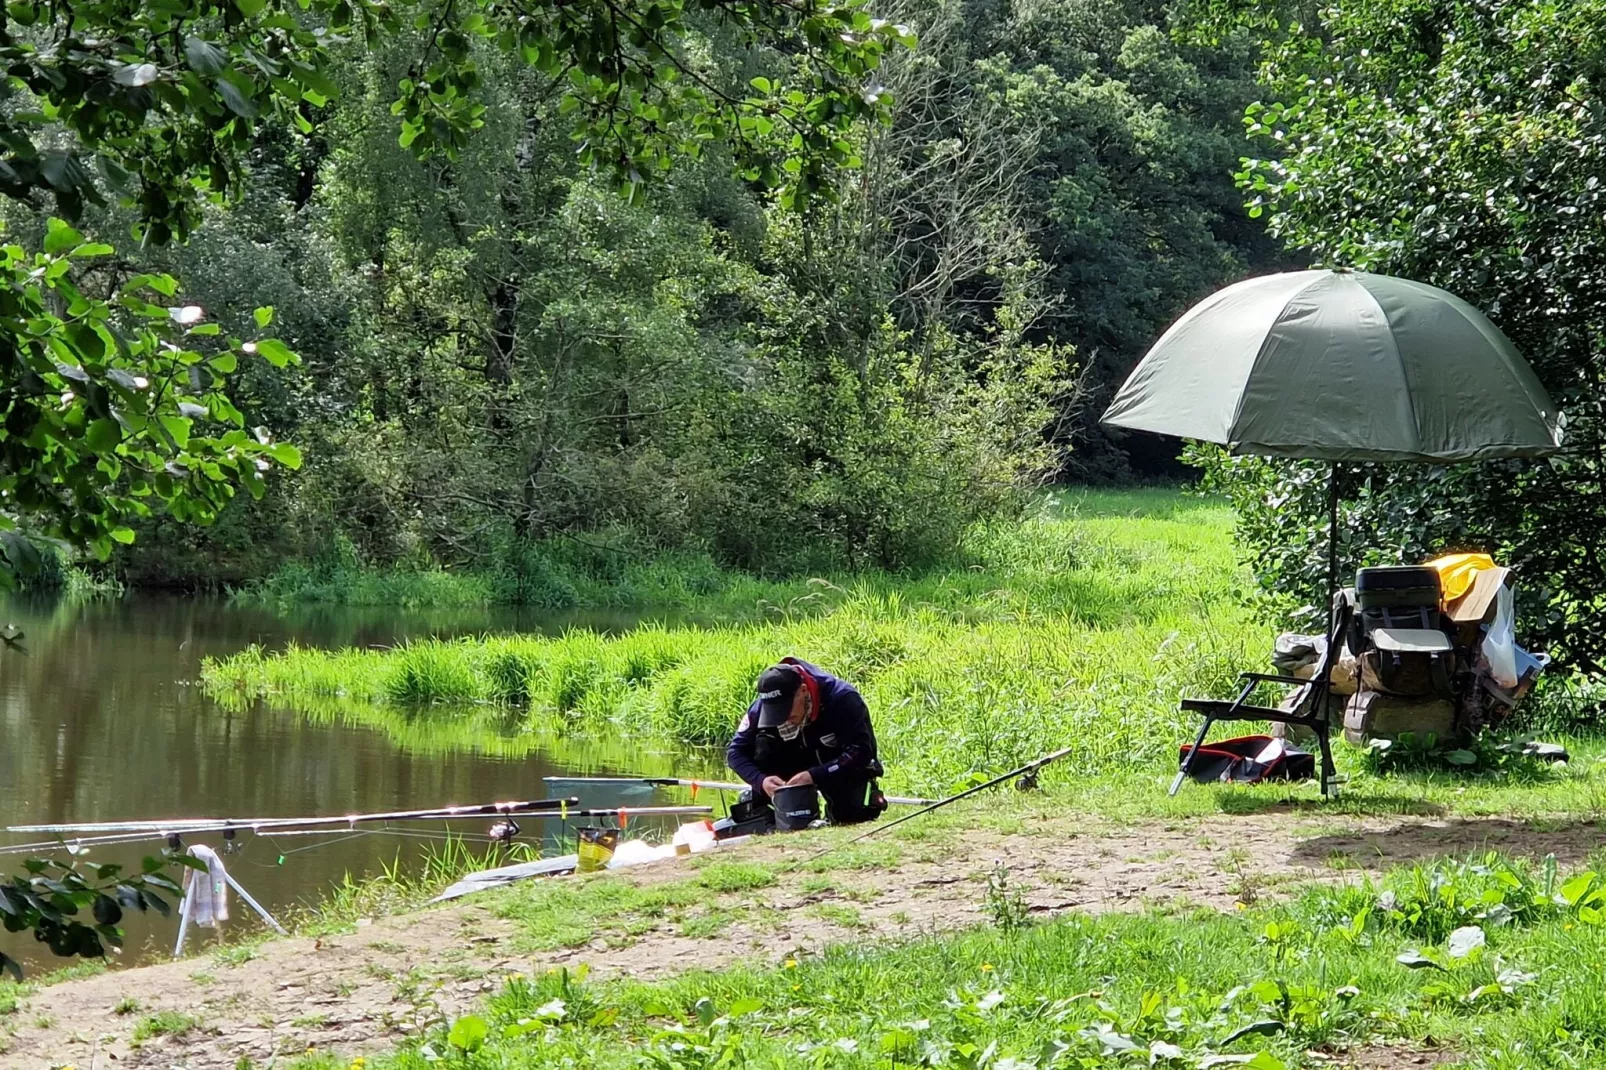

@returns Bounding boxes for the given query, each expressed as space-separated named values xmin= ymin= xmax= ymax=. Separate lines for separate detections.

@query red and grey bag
xmin=1177 ymin=735 xmax=1315 ymax=785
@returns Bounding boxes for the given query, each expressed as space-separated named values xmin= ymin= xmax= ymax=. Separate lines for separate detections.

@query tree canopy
xmin=1 ymin=0 xmax=909 ymax=236
xmin=0 ymin=0 xmax=1285 ymax=591
xmin=0 ymin=0 xmax=914 ymax=585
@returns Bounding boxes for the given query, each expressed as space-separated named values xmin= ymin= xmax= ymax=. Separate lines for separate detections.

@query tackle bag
xmin=1177 ymin=735 xmax=1315 ymax=785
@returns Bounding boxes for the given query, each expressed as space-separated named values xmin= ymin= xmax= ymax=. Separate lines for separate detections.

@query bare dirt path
xmin=4 ymin=810 xmax=1600 ymax=1069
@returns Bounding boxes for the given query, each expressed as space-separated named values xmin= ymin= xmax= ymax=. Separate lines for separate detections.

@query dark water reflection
xmin=0 ymin=594 xmax=723 ymax=972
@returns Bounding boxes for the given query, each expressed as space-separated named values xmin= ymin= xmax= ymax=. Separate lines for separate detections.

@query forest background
xmin=13 ymin=0 xmax=1285 ymax=595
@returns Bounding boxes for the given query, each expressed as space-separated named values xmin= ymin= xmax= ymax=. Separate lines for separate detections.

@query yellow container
xmin=576 ymin=827 xmax=619 ymax=873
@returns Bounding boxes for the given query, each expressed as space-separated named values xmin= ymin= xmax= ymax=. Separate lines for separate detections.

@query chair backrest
xmin=1283 ymin=595 xmax=1355 ymax=720
xmin=1313 ymin=595 xmax=1354 ymax=690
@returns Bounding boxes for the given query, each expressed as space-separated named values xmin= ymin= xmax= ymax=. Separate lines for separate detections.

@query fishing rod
xmin=5 ymin=796 xmax=584 ymax=836
xmin=0 ymin=829 xmax=193 ymax=858
xmin=796 ymin=745 xmax=1076 ymax=865
xmin=256 ymin=805 xmax=714 ymax=834
xmin=0 ymin=802 xmax=714 ymax=857
xmin=543 ymin=776 xmax=939 ymax=808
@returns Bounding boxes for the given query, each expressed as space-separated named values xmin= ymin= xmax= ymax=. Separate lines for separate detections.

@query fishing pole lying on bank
xmin=543 ymin=775 xmax=939 ymax=807
xmin=797 ymin=745 xmax=1077 ymax=865
xmin=4 ymin=796 xmax=585 ymax=836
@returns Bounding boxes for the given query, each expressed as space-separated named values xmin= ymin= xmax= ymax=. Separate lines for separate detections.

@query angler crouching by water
xmin=725 ymin=658 xmax=888 ymax=830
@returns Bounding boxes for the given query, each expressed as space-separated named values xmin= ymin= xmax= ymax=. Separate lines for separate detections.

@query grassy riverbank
xmin=278 ymin=849 xmax=1606 ymax=1070
xmin=233 ymin=488 xmax=1237 ymax=616
xmin=203 ymin=490 xmax=1267 ymax=792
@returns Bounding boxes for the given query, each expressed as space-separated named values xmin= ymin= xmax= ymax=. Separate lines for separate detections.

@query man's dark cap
xmin=755 ymin=664 xmax=802 ymax=727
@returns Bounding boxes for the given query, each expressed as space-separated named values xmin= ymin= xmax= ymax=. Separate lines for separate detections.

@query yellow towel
xmin=1424 ymin=552 xmax=1497 ymax=604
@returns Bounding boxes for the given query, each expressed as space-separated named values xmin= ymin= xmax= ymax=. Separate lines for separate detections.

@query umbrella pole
xmin=1327 ymin=461 xmax=1341 ymax=630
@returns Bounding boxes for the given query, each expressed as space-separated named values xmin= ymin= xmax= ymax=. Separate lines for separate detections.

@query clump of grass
xmin=114 ymin=997 xmax=141 ymax=1016
xmin=808 ymin=902 xmax=867 ymax=929
xmin=694 ymin=861 xmax=779 ymax=893
xmin=132 ymin=1010 xmax=201 ymax=1043
xmin=213 ymin=941 xmax=262 ymax=968
xmin=292 ymin=837 xmax=534 ymax=938
xmin=983 ymin=861 xmax=1031 ymax=931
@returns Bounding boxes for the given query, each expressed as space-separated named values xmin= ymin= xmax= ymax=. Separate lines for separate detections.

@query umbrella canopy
xmin=1102 ymin=270 xmax=1563 ymax=462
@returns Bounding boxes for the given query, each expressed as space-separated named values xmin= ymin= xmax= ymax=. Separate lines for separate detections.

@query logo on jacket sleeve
xmin=820 ymin=733 xmax=837 ymax=747
xmin=738 ymin=713 xmax=751 ymax=732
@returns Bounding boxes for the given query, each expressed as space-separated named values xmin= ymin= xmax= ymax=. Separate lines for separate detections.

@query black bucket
xmin=772 ymin=785 xmax=820 ymax=831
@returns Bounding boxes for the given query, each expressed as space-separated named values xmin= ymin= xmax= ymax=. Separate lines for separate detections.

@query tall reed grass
xmin=204 ymin=490 xmax=1267 ymax=791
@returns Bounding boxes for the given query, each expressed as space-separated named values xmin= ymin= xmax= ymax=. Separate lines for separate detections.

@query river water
xmin=0 ymin=594 xmax=722 ymax=972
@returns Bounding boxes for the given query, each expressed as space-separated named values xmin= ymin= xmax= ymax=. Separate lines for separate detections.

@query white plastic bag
xmin=1483 ymin=584 xmax=1519 ymax=688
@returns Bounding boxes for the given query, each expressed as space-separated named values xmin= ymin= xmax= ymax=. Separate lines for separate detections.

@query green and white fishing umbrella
xmin=1102 ymin=269 xmax=1564 ymax=598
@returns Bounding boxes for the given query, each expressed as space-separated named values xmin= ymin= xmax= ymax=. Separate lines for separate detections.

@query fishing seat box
xmin=1349 ymin=566 xmax=1455 ymax=700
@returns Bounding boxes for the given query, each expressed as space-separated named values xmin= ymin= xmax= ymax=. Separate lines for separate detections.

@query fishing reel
xmin=487 ymin=817 xmax=520 ymax=846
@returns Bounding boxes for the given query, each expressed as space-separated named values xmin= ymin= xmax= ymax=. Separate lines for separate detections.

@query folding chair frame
xmin=1172 ymin=597 xmax=1355 ymax=799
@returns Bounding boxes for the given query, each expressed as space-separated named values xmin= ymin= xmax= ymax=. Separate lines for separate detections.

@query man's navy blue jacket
xmin=726 ymin=659 xmax=878 ymax=793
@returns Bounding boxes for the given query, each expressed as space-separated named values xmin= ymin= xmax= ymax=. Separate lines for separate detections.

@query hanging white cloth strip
xmin=183 ymin=845 xmax=230 ymax=927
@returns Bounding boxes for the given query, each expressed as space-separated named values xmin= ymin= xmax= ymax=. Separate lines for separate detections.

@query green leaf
xmin=160 ymin=416 xmax=192 ymax=449
xmin=234 ymin=0 xmax=267 ymax=16
xmin=109 ymin=527 xmax=135 ymax=545
xmin=1444 ymin=749 xmax=1478 ymax=766
xmin=70 ymin=243 xmax=115 ymax=258
xmin=1560 ymin=873 xmax=1597 ymax=907
xmin=44 ymin=218 xmax=84 ymax=255
xmin=252 ymin=338 xmax=294 ymax=367
xmin=85 ymin=419 xmax=121 ymax=453
xmin=1396 ymin=950 xmax=1447 ymax=971
xmin=217 ymin=77 xmax=259 ymax=119
xmin=253 ymin=306 xmax=274 ymax=328
xmin=1220 ymin=1019 xmax=1284 ymax=1045
xmin=208 ymin=352 xmax=238 ymax=374
xmin=266 ymin=443 xmax=302 ymax=470
xmin=133 ymin=274 xmax=178 ymax=298
xmin=447 ymin=1014 xmax=488 ymax=1052
xmin=1243 ymin=1055 xmax=1289 ymax=1070
xmin=184 ymin=37 xmax=228 ymax=76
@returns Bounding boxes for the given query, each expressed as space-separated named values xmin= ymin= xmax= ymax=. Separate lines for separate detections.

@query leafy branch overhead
xmin=1 ymin=0 xmax=914 ymax=238
xmin=0 ymin=218 xmax=301 ymax=587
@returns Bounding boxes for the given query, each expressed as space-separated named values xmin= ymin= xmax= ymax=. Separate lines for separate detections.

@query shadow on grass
xmin=1211 ymin=792 xmax=1449 ymax=819
xmin=1291 ymin=816 xmax=1606 ymax=869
